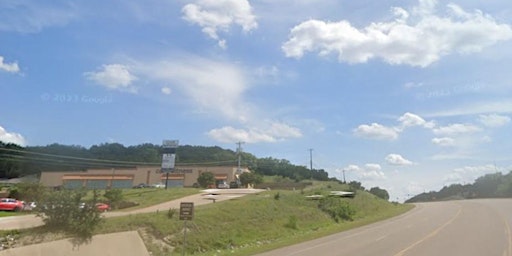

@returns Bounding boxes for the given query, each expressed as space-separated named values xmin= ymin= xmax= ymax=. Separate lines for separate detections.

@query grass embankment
xmin=96 ymin=182 xmax=412 ymax=255
xmin=114 ymin=187 xmax=201 ymax=210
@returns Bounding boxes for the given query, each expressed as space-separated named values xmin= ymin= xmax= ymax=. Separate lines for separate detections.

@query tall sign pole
xmin=162 ymin=140 xmax=179 ymax=189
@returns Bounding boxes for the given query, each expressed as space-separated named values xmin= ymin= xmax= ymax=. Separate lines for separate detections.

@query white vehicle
xmin=152 ymin=183 xmax=166 ymax=188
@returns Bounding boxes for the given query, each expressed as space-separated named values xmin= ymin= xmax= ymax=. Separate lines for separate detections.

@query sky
xmin=1 ymin=0 xmax=512 ymax=201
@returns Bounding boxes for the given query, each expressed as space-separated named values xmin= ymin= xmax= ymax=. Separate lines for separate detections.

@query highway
xmin=256 ymin=199 xmax=512 ymax=256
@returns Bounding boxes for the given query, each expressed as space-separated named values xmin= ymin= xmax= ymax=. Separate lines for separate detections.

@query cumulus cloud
xmin=385 ymin=154 xmax=413 ymax=166
xmin=0 ymin=56 xmax=19 ymax=73
xmin=0 ymin=126 xmax=26 ymax=146
xmin=84 ymin=64 xmax=138 ymax=93
xmin=207 ymin=122 xmax=302 ymax=143
xmin=363 ymin=164 xmax=385 ymax=180
xmin=433 ymin=123 xmax=481 ymax=136
xmin=432 ymin=137 xmax=455 ymax=147
xmin=354 ymin=112 xmax=435 ymax=141
xmin=398 ymin=112 xmax=435 ymax=129
xmin=182 ymin=0 xmax=257 ymax=49
xmin=282 ymin=0 xmax=512 ymax=67
xmin=353 ymin=123 xmax=398 ymax=140
xmin=478 ymin=114 xmax=511 ymax=127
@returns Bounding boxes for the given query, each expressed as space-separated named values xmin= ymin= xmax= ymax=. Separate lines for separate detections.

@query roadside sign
xmin=180 ymin=202 xmax=194 ymax=221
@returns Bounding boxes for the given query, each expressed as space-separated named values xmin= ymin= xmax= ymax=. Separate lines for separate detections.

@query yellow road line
xmin=394 ymin=206 xmax=462 ymax=256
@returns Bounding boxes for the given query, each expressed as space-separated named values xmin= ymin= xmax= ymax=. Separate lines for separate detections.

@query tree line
xmin=406 ymin=171 xmax=512 ymax=203
xmin=0 ymin=141 xmax=331 ymax=182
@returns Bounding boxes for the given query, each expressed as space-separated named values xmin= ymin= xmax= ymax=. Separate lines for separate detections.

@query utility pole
xmin=342 ymin=169 xmax=346 ymax=184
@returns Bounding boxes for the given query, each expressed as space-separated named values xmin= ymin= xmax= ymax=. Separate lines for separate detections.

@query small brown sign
xmin=179 ymin=202 xmax=194 ymax=220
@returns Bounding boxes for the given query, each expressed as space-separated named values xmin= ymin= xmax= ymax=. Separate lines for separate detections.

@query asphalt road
xmin=256 ymin=199 xmax=512 ymax=256
xmin=0 ymin=188 xmax=264 ymax=230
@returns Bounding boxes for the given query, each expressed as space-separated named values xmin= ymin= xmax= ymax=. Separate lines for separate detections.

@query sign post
xmin=180 ymin=202 xmax=194 ymax=255
xmin=161 ymin=140 xmax=179 ymax=189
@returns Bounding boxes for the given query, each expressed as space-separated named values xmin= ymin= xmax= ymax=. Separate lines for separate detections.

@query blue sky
xmin=1 ymin=0 xmax=512 ymax=201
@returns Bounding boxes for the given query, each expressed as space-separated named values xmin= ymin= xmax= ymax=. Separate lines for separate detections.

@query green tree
xmin=239 ymin=172 xmax=263 ymax=187
xmin=197 ymin=172 xmax=215 ymax=188
xmin=36 ymin=189 xmax=103 ymax=241
xmin=103 ymin=189 xmax=123 ymax=209
xmin=369 ymin=187 xmax=390 ymax=200
xmin=14 ymin=182 xmax=47 ymax=203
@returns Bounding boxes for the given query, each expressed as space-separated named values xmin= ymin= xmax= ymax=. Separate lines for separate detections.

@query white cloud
xmin=0 ymin=126 xmax=26 ymax=146
xmin=345 ymin=163 xmax=386 ymax=181
xmin=478 ymin=114 xmax=511 ymax=127
xmin=182 ymin=0 xmax=257 ymax=48
xmin=433 ymin=123 xmax=481 ymax=136
xmin=84 ymin=64 xmax=138 ymax=93
xmin=0 ymin=56 xmax=20 ymax=73
xmin=353 ymin=123 xmax=398 ymax=140
xmin=362 ymin=164 xmax=386 ymax=180
xmin=444 ymin=164 xmax=499 ymax=185
xmin=385 ymin=154 xmax=413 ymax=166
xmin=207 ymin=121 xmax=302 ymax=143
xmin=139 ymin=56 xmax=250 ymax=122
xmin=432 ymin=137 xmax=455 ymax=147
xmin=161 ymin=87 xmax=172 ymax=95
xmin=282 ymin=0 xmax=512 ymax=67
xmin=398 ymin=112 xmax=435 ymax=130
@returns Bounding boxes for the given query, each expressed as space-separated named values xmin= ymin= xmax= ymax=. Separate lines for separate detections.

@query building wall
xmin=39 ymin=165 xmax=249 ymax=189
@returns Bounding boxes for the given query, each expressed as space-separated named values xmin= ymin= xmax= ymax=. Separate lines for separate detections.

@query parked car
xmin=95 ymin=203 xmax=110 ymax=212
xmin=133 ymin=183 xmax=149 ymax=189
xmin=217 ymin=182 xmax=230 ymax=189
xmin=0 ymin=198 xmax=24 ymax=211
xmin=151 ymin=183 xmax=166 ymax=188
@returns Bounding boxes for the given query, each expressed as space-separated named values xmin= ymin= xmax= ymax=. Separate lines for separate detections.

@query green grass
xmin=95 ymin=183 xmax=413 ymax=255
xmin=0 ymin=211 xmax=20 ymax=217
xmin=117 ymin=187 xmax=201 ymax=210
xmin=11 ymin=183 xmax=413 ymax=255
xmin=84 ymin=187 xmax=201 ymax=210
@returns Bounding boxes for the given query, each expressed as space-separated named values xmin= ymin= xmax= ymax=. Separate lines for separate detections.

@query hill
xmin=0 ymin=141 xmax=330 ymax=182
xmin=406 ymin=171 xmax=512 ymax=203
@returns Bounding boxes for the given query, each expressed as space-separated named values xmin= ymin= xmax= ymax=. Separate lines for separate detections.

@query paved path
xmin=255 ymin=199 xmax=512 ymax=256
xmin=0 ymin=231 xmax=149 ymax=256
xmin=0 ymin=188 xmax=264 ymax=230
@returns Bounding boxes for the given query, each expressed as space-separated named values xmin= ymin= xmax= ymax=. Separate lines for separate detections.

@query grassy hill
xmin=97 ymin=182 xmax=411 ymax=255
xmin=5 ymin=181 xmax=412 ymax=255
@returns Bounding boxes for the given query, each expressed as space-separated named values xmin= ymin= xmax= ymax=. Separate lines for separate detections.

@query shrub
xmin=284 ymin=215 xmax=298 ymax=229
xmin=167 ymin=208 xmax=177 ymax=219
xmin=274 ymin=192 xmax=280 ymax=200
xmin=318 ymin=197 xmax=356 ymax=222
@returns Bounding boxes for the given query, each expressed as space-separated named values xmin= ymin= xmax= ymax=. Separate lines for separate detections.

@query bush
xmin=284 ymin=215 xmax=298 ymax=229
xmin=274 ymin=192 xmax=280 ymax=200
xmin=36 ymin=189 xmax=103 ymax=241
xmin=167 ymin=208 xmax=177 ymax=219
xmin=318 ymin=197 xmax=356 ymax=222
xmin=103 ymin=189 xmax=124 ymax=209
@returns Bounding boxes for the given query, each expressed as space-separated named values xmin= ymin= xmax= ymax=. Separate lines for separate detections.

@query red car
xmin=0 ymin=198 xmax=24 ymax=211
xmin=95 ymin=203 xmax=110 ymax=212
